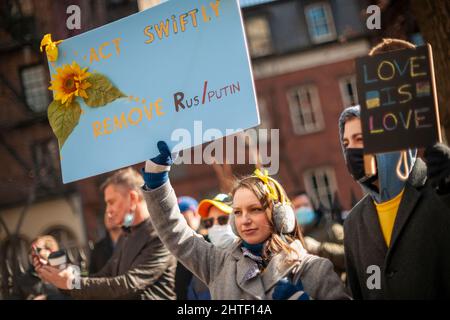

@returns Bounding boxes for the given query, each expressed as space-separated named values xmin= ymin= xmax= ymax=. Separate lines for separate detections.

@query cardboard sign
xmin=356 ymin=44 xmax=441 ymax=154
xmin=44 ymin=0 xmax=259 ymax=183
xmin=46 ymin=0 xmax=259 ymax=183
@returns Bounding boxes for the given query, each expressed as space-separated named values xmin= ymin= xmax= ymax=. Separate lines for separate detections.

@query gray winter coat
xmin=144 ymin=181 xmax=350 ymax=300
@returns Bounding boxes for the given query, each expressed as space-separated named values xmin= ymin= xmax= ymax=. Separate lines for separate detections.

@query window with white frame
xmin=32 ymin=139 xmax=61 ymax=190
xmin=305 ymin=2 xmax=336 ymax=44
xmin=21 ymin=64 xmax=50 ymax=113
xmin=244 ymin=16 xmax=273 ymax=57
xmin=287 ymin=85 xmax=324 ymax=135
xmin=303 ymin=167 xmax=337 ymax=209
xmin=339 ymin=75 xmax=358 ymax=108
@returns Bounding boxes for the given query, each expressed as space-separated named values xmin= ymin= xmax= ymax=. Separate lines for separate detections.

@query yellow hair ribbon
xmin=253 ymin=168 xmax=279 ymax=201
xmin=40 ymin=34 xmax=62 ymax=62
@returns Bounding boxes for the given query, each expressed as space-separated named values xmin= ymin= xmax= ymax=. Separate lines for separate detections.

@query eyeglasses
xmin=201 ymin=215 xmax=229 ymax=229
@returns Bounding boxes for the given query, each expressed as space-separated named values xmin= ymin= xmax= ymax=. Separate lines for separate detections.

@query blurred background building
xmin=0 ymin=0 xmax=445 ymax=298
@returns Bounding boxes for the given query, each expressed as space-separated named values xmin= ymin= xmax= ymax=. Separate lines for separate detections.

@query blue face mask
xmin=122 ymin=212 xmax=135 ymax=228
xmin=295 ymin=207 xmax=316 ymax=227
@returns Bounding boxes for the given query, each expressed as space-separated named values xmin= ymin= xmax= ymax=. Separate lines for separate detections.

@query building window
xmin=32 ymin=139 xmax=61 ymax=192
xmin=305 ymin=2 xmax=336 ymax=44
xmin=303 ymin=167 xmax=337 ymax=209
xmin=244 ymin=16 xmax=273 ymax=57
xmin=287 ymin=85 xmax=324 ymax=135
xmin=20 ymin=64 xmax=50 ymax=113
xmin=339 ymin=75 xmax=358 ymax=107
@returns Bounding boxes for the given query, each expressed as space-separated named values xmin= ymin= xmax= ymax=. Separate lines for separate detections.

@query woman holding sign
xmin=141 ymin=141 xmax=349 ymax=300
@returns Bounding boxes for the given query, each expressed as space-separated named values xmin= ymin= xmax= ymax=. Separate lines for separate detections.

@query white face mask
xmin=208 ymin=224 xmax=237 ymax=249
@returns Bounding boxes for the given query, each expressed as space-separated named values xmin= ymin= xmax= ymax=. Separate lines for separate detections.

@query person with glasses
xmin=141 ymin=141 xmax=349 ymax=300
xmin=198 ymin=193 xmax=237 ymax=249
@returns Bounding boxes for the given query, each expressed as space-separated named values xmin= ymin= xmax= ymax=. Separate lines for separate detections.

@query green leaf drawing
xmin=48 ymin=99 xmax=82 ymax=150
xmin=83 ymin=73 xmax=126 ymax=107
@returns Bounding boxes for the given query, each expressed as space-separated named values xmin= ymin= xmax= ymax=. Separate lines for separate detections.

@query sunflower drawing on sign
xmin=41 ymin=34 xmax=126 ymax=150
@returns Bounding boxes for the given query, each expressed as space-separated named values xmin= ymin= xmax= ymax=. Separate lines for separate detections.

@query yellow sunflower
xmin=49 ymin=61 xmax=91 ymax=105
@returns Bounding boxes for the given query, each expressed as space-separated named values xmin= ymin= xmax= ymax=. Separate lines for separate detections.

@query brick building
xmin=242 ymin=0 xmax=373 ymax=211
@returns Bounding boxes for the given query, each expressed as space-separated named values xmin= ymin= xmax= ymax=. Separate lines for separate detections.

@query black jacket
xmin=344 ymin=159 xmax=450 ymax=299
xmin=67 ymin=218 xmax=177 ymax=300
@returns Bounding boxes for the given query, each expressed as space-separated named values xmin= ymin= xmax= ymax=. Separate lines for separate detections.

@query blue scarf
xmin=241 ymin=241 xmax=266 ymax=281
xmin=241 ymin=241 xmax=264 ymax=256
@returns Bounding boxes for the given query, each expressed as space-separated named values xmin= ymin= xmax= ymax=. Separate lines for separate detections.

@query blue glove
xmin=142 ymin=141 xmax=173 ymax=189
xmin=272 ymin=277 xmax=310 ymax=300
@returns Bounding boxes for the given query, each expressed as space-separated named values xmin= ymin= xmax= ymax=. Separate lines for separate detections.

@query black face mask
xmin=344 ymin=148 xmax=378 ymax=185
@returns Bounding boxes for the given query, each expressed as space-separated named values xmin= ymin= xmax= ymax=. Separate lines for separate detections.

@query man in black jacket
xmin=339 ymin=101 xmax=450 ymax=299
xmin=34 ymin=168 xmax=177 ymax=299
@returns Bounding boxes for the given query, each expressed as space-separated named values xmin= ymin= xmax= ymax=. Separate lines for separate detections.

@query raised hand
xmin=142 ymin=141 xmax=173 ymax=189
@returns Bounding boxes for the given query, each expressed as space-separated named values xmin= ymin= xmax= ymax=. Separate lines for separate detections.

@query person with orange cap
xmin=198 ymin=193 xmax=237 ymax=249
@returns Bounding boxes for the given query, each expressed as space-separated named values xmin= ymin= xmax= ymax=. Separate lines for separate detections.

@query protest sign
xmin=43 ymin=0 xmax=259 ymax=183
xmin=356 ymin=44 xmax=441 ymax=154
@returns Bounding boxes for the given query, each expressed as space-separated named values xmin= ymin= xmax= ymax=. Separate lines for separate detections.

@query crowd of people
xmin=12 ymin=38 xmax=450 ymax=300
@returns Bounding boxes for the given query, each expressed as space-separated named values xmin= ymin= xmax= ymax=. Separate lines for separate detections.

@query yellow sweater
xmin=374 ymin=189 xmax=405 ymax=247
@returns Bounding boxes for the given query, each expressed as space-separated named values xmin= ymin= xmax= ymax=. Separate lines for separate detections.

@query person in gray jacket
xmin=141 ymin=141 xmax=350 ymax=300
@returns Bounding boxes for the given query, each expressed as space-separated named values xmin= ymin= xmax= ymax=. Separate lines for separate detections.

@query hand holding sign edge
xmin=142 ymin=141 xmax=176 ymax=189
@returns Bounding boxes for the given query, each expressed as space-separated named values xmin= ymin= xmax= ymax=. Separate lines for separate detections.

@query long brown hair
xmin=231 ymin=175 xmax=305 ymax=262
